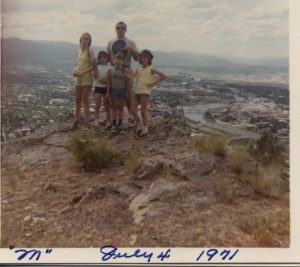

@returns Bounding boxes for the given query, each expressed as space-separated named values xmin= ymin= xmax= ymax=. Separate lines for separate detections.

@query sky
xmin=1 ymin=0 xmax=289 ymax=58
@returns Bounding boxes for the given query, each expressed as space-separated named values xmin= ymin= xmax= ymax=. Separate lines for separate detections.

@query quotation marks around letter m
xmin=45 ymin=248 xmax=53 ymax=254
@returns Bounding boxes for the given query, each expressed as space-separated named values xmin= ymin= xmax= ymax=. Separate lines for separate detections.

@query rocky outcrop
xmin=1 ymin=117 xmax=289 ymax=247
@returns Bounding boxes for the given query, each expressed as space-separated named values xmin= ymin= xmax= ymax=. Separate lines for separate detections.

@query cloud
xmin=2 ymin=0 xmax=289 ymax=58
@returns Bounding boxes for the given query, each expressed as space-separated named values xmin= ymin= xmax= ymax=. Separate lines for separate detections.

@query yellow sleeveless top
xmin=76 ymin=49 xmax=91 ymax=71
xmin=134 ymin=66 xmax=153 ymax=95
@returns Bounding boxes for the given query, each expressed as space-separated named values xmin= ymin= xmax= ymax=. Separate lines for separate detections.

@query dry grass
xmin=215 ymin=176 xmax=234 ymax=203
xmin=194 ymin=135 xmax=227 ymax=158
xmin=239 ymin=209 xmax=289 ymax=247
xmin=227 ymin=145 xmax=250 ymax=174
xmin=250 ymin=164 xmax=284 ymax=199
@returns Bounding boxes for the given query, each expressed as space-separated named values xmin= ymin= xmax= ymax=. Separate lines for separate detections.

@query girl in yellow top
xmin=125 ymin=50 xmax=166 ymax=136
xmin=72 ymin=32 xmax=95 ymax=129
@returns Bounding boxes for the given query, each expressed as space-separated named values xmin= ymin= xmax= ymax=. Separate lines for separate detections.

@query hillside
xmin=1 ymin=115 xmax=289 ymax=247
xmin=1 ymin=38 xmax=288 ymax=72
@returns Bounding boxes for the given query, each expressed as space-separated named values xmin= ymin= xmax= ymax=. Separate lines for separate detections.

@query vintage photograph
xmin=1 ymin=0 xmax=290 ymax=250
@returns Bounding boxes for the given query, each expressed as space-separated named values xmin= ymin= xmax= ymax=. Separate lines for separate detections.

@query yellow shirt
xmin=134 ymin=66 xmax=153 ymax=95
xmin=76 ymin=49 xmax=91 ymax=71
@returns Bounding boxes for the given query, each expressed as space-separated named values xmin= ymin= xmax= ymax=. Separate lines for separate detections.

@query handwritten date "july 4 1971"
xmin=99 ymin=246 xmax=239 ymax=263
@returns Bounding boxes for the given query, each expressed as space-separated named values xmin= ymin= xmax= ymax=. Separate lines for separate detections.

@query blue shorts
xmin=111 ymin=88 xmax=125 ymax=100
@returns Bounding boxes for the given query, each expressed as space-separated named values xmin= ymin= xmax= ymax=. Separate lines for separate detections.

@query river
xmin=183 ymin=102 xmax=259 ymax=143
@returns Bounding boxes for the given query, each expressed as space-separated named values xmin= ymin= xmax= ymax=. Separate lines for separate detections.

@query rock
xmin=43 ymin=132 xmax=68 ymax=147
xmin=132 ymin=155 xmax=185 ymax=180
xmin=24 ymin=215 xmax=31 ymax=222
xmin=129 ymin=178 xmax=193 ymax=224
xmin=174 ymin=153 xmax=214 ymax=183
xmin=129 ymin=234 xmax=137 ymax=246
xmin=132 ymin=155 xmax=165 ymax=180
xmin=117 ymin=183 xmax=141 ymax=198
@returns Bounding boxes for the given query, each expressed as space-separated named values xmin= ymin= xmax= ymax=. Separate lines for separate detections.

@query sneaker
xmin=135 ymin=124 xmax=142 ymax=134
xmin=139 ymin=126 xmax=148 ymax=137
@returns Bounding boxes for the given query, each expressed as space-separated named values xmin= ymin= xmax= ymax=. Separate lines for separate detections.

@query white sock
xmin=142 ymin=125 xmax=148 ymax=133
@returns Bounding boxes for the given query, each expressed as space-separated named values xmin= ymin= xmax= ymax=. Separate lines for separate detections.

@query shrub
xmin=194 ymin=135 xmax=227 ymax=158
xmin=252 ymin=133 xmax=285 ymax=166
xmin=68 ymin=129 xmax=122 ymax=171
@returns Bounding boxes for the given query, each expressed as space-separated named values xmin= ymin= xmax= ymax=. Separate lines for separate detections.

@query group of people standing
xmin=73 ymin=21 xmax=166 ymax=136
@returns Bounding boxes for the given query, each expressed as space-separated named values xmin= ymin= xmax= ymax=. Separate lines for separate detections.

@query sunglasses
xmin=116 ymin=27 xmax=126 ymax=30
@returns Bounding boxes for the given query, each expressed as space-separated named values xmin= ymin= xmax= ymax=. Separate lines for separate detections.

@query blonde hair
xmin=80 ymin=32 xmax=92 ymax=48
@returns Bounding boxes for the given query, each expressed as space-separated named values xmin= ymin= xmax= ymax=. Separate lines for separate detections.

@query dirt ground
xmin=1 ymin=119 xmax=290 ymax=247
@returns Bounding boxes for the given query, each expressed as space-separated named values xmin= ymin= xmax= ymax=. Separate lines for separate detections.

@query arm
xmin=107 ymin=41 xmax=113 ymax=65
xmin=125 ymin=76 xmax=130 ymax=99
xmin=93 ymin=66 xmax=98 ymax=79
xmin=148 ymin=68 xmax=167 ymax=88
xmin=123 ymin=68 xmax=138 ymax=80
xmin=73 ymin=50 xmax=79 ymax=76
xmin=125 ymin=40 xmax=139 ymax=61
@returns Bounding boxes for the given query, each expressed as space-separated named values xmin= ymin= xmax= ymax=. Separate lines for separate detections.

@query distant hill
xmin=1 ymin=38 xmax=288 ymax=72
xmin=1 ymin=38 xmax=103 ymax=67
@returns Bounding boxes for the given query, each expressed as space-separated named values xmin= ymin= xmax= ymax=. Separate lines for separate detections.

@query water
xmin=183 ymin=102 xmax=229 ymax=124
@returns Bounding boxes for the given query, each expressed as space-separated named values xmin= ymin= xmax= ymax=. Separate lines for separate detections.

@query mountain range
xmin=1 ymin=38 xmax=288 ymax=73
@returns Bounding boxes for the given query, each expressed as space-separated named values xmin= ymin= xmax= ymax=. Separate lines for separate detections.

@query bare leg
xmin=130 ymin=96 xmax=141 ymax=125
xmin=104 ymin=95 xmax=112 ymax=123
xmin=141 ymin=98 xmax=149 ymax=127
xmin=118 ymin=99 xmax=125 ymax=121
xmin=111 ymin=99 xmax=118 ymax=123
xmin=82 ymin=85 xmax=91 ymax=127
xmin=75 ymin=86 xmax=83 ymax=122
xmin=95 ymin=93 xmax=101 ymax=122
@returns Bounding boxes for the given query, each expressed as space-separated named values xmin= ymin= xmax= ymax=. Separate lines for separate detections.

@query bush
xmin=195 ymin=135 xmax=227 ymax=158
xmin=68 ymin=129 xmax=122 ymax=171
